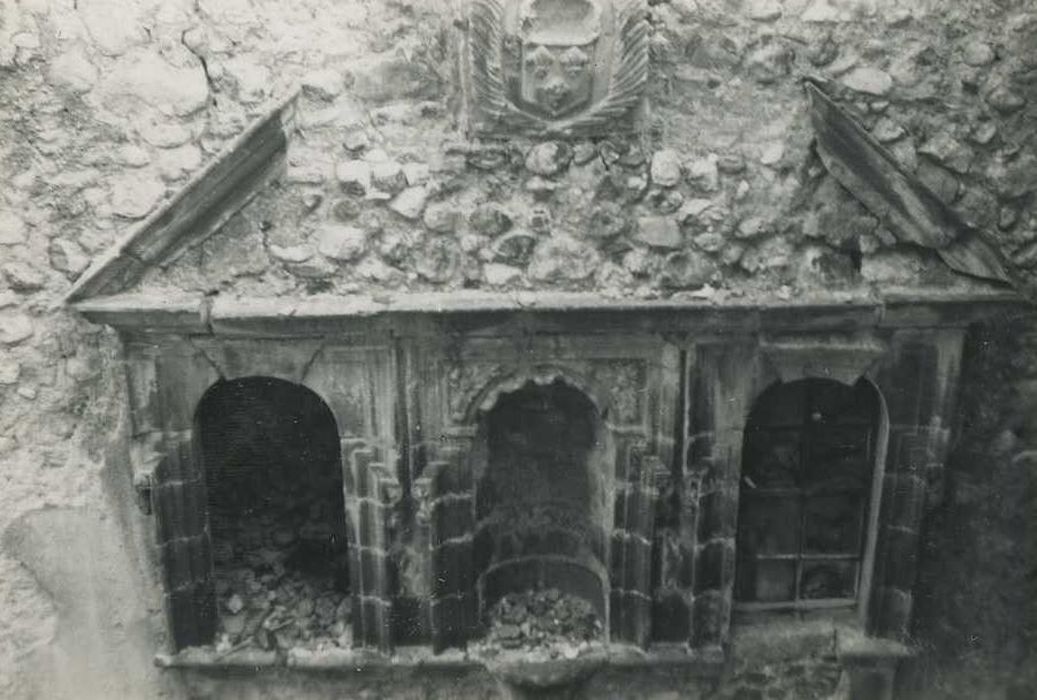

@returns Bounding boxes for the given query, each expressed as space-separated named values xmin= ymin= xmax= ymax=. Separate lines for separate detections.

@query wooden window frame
xmin=734 ymin=379 xmax=888 ymax=618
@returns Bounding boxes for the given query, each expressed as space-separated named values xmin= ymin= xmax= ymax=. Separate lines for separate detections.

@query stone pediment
xmin=64 ymin=85 xmax=1027 ymax=331
xmin=65 ymin=92 xmax=298 ymax=305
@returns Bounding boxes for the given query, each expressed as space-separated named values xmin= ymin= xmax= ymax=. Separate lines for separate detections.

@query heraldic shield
xmin=467 ymin=0 xmax=649 ymax=137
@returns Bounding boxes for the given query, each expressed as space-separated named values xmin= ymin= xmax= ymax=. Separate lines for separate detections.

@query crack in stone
xmin=180 ymin=28 xmax=216 ymax=107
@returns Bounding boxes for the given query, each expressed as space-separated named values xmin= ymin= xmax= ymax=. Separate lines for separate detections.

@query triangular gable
xmin=804 ymin=79 xmax=1018 ymax=292
xmin=64 ymin=91 xmax=298 ymax=304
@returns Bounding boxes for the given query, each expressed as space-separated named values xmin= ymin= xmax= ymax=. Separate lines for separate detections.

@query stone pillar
xmin=153 ymin=433 xmax=216 ymax=650
xmin=869 ymin=332 xmax=962 ymax=640
xmin=343 ymin=439 xmax=395 ymax=652
xmin=651 ymin=466 xmax=693 ymax=643
xmin=690 ymin=430 xmax=738 ymax=650
xmin=869 ymin=424 xmax=947 ymax=638
xmin=685 ymin=343 xmax=757 ymax=651
xmin=428 ymin=445 xmax=477 ymax=652
xmin=609 ymin=436 xmax=661 ymax=648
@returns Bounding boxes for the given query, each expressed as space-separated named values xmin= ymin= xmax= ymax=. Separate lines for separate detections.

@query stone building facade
xmin=0 ymin=1 xmax=1034 ymax=699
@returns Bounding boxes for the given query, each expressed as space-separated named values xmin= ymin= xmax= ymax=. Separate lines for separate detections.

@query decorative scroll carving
xmin=447 ymin=362 xmax=505 ymax=422
xmin=468 ymin=0 xmax=649 ymax=136
xmin=588 ymin=359 xmax=646 ymax=425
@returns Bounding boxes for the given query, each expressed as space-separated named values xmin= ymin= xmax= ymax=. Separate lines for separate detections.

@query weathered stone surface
xmin=140 ymin=122 xmax=193 ymax=149
xmin=956 ymin=188 xmax=999 ymax=231
xmin=49 ymin=48 xmax=99 ymax=94
xmin=962 ymin=41 xmax=996 ymax=67
xmin=98 ymin=51 xmax=210 ymax=116
xmin=115 ymin=145 xmax=151 ymax=168
xmin=872 ymin=118 xmax=906 ymax=143
xmin=650 ymin=150 xmax=683 ymax=188
xmin=686 ymin=157 xmax=719 ymax=192
xmin=919 ymin=132 xmax=973 ymax=174
xmin=157 ymin=144 xmax=204 ymax=182
xmin=745 ymin=40 xmax=793 ymax=84
xmin=286 ymin=255 xmax=336 ymax=279
xmin=222 ymin=58 xmax=272 ymax=105
xmin=0 ymin=211 xmax=27 ymax=245
xmin=483 ymin=263 xmax=522 ymax=286
xmin=423 ymin=204 xmax=460 ymax=233
xmin=0 ymin=312 xmax=33 ymax=345
xmin=659 ymin=251 xmax=713 ymax=289
xmin=269 ymin=244 xmax=315 ymax=264
xmin=0 ymin=360 xmax=18 ymax=385
xmin=370 ymin=161 xmax=406 ymax=194
xmin=801 ymin=0 xmax=844 ymax=22
xmin=317 ymin=224 xmax=368 ymax=262
xmin=351 ymin=53 xmax=434 ymax=104
xmin=635 ymin=216 xmax=682 ymax=249
xmin=969 ymin=122 xmax=998 ymax=146
xmin=491 ymin=230 xmax=538 ymax=266
xmin=588 ymin=202 xmax=631 ymax=240
xmin=986 ymin=85 xmax=1026 ymax=114
xmin=402 ymin=163 xmax=430 ymax=187
xmin=336 ymin=160 xmax=371 ymax=195
xmin=525 ymin=143 xmax=572 ymax=177
xmin=528 ymin=235 xmax=597 ymax=282
xmin=470 ymin=205 xmax=512 ymax=237
xmin=355 ymin=255 xmax=403 ymax=284
xmin=808 ymin=35 xmax=839 ymax=67
xmin=747 ymin=0 xmax=782 ymax=22
xmin=109 ymin=175 xmax=166 ymax=219
xmin=414 ymin=238 xmax=461 ymax=284
xmin=917 ymin=161 xmax=960 ymax=204
xmin=692 ymin=232 xmax=725 ymax=253
xmin=736 ymin=217 xmax=768 ymax=240
xmin=759 ymin=142 xmax=784 ymax=166
xmin=841 ymin=67 xmax=894 ymax=96
xmin=388 ymin=186 xmax=428 ymax=220
xmin=301 ymin=68 xmax=345 ymax=101
xmin=48 ymin=239 xmax=90 ymax=277
xmin=3 ymin=262 xmax=45 ymax=292
xmin=80 ymin=0 xmax=145 ymax=56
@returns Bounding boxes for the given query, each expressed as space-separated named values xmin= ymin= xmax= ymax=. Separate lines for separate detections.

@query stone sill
xmin=155 ymin=642 xmax=725 ymax=675
xmin=729 ymin=614 xmax=913 ymax=667
xmin=71 ymin=288 xmax=1028 ymax=335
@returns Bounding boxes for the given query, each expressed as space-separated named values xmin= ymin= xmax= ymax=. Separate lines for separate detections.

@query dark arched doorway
xmin=195 ymin=377 xmax=350 ymax=651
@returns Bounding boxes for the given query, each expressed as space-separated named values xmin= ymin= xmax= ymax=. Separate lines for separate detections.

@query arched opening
xmin=734 ymin=378 xmax=883 ymax=613
xmin=195 ymin=377 xmax=351 ymax=651
xmin=473 ymin=379 xmax=611 ymax=647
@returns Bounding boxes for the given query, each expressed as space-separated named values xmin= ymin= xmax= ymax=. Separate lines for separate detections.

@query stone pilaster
xmin=343 ymin=440 xmax=395 ymax=652
xmin=427 ymin=447 xmax=477 ymax=652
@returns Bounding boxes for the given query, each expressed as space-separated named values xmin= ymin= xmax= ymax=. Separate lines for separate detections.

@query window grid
xmin=735 ymin=380 xmax=876 ymax=611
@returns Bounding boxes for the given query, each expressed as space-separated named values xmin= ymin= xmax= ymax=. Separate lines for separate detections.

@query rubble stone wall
xmin=0 ymin=0 xmax=1034 ymax=698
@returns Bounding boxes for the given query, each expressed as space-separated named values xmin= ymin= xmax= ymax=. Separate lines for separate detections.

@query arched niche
xmin=194 ymin=376 xmax=352 ymax=650
xmin=471 ymin=377 xmax=614 ymax=628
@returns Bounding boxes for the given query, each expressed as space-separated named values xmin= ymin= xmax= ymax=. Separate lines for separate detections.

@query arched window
xmin=735 ymin=379 xmax=883 ymax=611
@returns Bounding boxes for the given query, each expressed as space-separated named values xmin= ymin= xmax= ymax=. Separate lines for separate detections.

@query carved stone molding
xmin=761 ymin=337 xmax=888 ymax=386
xmin=466 ymin=0 xmax=649 ymax=137
xmin=588 ymin=359 xmax=647 ymax=426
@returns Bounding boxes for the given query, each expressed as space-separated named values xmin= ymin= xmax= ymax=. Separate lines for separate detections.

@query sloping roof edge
xmin=804 ymin=78 xmax=1020 ymax=293
xmin=64 ymin=90 xmax=299 ymax=304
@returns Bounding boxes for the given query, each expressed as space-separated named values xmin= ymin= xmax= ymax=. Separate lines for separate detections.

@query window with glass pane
xmin=735 ymin=379 xmax=879 ymax=610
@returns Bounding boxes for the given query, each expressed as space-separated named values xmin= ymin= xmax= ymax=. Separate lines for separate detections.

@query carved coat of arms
xmin=467 ymin=0 xmax=649 ymax=137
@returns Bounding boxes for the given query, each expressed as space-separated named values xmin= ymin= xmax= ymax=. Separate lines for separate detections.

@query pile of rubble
xmin=210 ymin=496 xmax=352 ymax=654
xmin=482 ymin=588 xmax=603 ymax=658
xmin=214 ymin=567 xmax=351 ymax=653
